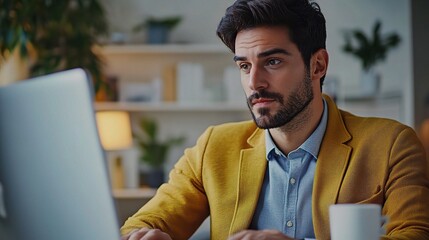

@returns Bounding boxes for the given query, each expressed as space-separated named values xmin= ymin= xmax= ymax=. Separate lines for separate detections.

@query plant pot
xmin=147 ymin=25 xmax=170 ymax=44
xmin=140 ymin=167 xmax=165 ymax=188
xmin=360 ymin=68 xmax=380 ymax=97
xmin=121 ymin=148 xmax=140 ymax=189
xmin=0 ymin=48 xmax=30 ymax=86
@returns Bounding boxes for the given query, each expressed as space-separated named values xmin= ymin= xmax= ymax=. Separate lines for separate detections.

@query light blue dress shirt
xmin=250 ymin=100 xmax=328 ymax=240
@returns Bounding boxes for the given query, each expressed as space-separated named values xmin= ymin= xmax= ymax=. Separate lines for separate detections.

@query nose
xmin=248 ymin=67 xmax=268 ymax=91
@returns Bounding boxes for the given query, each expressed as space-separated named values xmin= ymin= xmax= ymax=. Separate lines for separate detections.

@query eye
xmin=238 ymin=63 xmax=251 ymax=74
xmin=267 ymin=59 xmax=281 ymax=66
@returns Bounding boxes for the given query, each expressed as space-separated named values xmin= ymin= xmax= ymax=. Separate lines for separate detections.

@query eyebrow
xmin=233 ymin=48 xmax=291 ymax=62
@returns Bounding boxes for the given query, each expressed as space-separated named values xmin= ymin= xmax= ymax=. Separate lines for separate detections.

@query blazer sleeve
xmin=120 ymin=126 xmax=213 ymax=240
xmin=382 ymin=126 xmax=429 ymax=239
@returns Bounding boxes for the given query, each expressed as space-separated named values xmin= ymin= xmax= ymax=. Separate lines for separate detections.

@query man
xmin=121 ymin=0 xmax=429 ymax=239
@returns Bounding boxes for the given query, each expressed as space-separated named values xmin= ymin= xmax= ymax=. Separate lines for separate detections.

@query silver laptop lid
xmin=0 ymin=69 xmax=120 ymax=239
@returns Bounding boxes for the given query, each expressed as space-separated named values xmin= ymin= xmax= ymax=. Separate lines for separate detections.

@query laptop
xmin=0 ymin=69 xmax=120 ymax=239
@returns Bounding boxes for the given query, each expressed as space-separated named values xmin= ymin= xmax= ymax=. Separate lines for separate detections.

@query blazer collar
xmin=312 ymin=95 xmax=352 ymax=239
xmin=228 ymin=127 xmax=267 ymax=235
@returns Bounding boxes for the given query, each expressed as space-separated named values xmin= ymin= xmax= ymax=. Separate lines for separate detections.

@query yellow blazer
xmin=122 ymin=96 xmax=429 ymax=240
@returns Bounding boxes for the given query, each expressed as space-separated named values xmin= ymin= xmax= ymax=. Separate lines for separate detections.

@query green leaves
xmin=133 ymin=16 xmax=182 ymax=33
xmin=0 ymin=0 xmax=108 ymax=92
xmin=135 ymin=118 xmax=185 ymax=168
xmin=342 ymin=20 xmax=401 ymax=70
xmin=0 ymin=1 xmax=34 ymax=58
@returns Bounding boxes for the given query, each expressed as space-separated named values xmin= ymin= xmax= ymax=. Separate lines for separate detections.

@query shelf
xmin=94 ymin=101 xmax=248 ymax=112
xmin=101 ymin=43 xmax=231 ymax=55
xmin=112 ymin=187 xmax=157 ymax=199
xmin=339 ymin=90 xmax=402 ymax=103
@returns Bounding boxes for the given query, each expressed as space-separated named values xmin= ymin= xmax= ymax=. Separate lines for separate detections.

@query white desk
xmin=112 ymin=188 xmax=157 ymax=225
xmin=113 ymin=188 xmax=157 ymax=199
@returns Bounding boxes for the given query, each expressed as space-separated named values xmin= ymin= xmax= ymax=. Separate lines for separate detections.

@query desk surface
xmin=112 ymin=188 xmax=157 ymax=199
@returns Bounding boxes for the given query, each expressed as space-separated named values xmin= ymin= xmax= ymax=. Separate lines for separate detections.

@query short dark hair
xmin=216 ymin=0 xmax=327 ymax=85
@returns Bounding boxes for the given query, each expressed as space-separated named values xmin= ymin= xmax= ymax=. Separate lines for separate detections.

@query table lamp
xmin=96 ymin=111 xmax=137 ymax=189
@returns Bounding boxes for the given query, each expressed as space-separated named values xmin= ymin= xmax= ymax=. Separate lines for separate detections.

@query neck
xmin=269 ymin=96 xmax=324 ymax=155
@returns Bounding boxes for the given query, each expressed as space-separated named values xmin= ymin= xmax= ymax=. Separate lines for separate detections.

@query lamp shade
xmin=96 ymin=111 xmax=133 ymax=150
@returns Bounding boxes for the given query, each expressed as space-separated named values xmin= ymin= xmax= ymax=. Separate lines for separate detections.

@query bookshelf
xmin=98 ymin=43 xmax=251 ymax=174
xmin=101 ymin=44 xmax=230 ymax=54
xmin=99 ymin=43 xmax=240 ymax=103
xmin=94 ymin=101 xmax=248 ymax=112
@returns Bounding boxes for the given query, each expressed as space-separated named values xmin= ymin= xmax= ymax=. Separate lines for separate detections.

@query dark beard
xmin=247 ymin=71 xmax=314 ymax=129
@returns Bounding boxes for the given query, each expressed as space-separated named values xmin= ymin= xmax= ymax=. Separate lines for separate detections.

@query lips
xmin=247 ymin=90 xmax=283 ymax=108
xmin=251 ymin=98 xmax=276 ymax=106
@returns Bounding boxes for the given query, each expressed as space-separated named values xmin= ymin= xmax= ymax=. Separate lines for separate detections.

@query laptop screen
xmin=0 ymin=69 xmax=120 ymax=240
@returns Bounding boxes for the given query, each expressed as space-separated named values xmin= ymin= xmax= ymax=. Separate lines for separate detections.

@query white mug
xmin=329 ymin=204 xmax=387 ymax=240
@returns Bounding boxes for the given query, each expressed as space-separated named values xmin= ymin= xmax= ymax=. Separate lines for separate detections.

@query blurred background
xmin=1 ymin=0 xmax=428 ymax=235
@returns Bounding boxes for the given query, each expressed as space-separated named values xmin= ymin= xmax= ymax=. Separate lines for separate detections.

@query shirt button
xmin=290 ymin=178 xmax=296 ymax=185
xmin=286 ymin=220 xmax=293 ymax=227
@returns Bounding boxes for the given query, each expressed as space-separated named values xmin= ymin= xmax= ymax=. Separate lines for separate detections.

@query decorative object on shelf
xmin=97 ymin=74 xmax=119 ymax=102
xmin=120 ymin=79 xmax=162 ymax=103
xmin=342 ymin=20 xmax=401 ymax=97
xmin=96 ymin=111 xmax=139 ymax=189
xmin=109 ymin=32 xmax=129 ymax=44
xmin=134 ymin=117 xmax=185 ymax=188
xmin=223 ymin=66 xmax=243 ymax=103
xmin=177 ymin=62 xmax=204 ymax=102
xmin=0 ymin=0 xmax=109 ymax=95
xmin=133 ymin=16 xmax=182 ymax=44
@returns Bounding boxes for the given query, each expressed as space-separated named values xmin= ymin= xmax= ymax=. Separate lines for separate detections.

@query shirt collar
xmin=265 ymin=99 xmax=328 ymax=160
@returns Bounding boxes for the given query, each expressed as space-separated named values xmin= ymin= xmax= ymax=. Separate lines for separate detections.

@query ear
xmin=310 ymin=49 xmax=329 ymax=81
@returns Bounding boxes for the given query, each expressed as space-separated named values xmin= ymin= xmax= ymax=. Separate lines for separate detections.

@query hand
xmin=121 ymin=228 xmax=172 ymax=240
xmin=228 ymin=229 xmax=297 ymax=240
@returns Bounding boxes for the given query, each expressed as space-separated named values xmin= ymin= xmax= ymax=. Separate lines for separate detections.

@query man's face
xmin=234 ymin=26 xmax=314 ymax=129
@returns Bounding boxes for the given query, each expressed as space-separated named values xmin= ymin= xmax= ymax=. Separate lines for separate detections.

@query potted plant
xmin=342 ymin=20 xmax=401 ymax=96
xmin=133 ymin=16 xmax=182 ymax=44
xmin=134 ymin=117 xmax=185 ymax=188
xmin=0 ymin=0 xmax=109 ymax=96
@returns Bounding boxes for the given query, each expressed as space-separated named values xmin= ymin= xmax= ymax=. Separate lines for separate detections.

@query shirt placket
xmin=283 ymin=154 xmax=302 ymax=238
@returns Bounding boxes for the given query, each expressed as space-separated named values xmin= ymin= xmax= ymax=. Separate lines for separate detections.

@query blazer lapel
xmin=228 ymin=129 xmax=267 ymax=236
xmin=312 ymin=95 xmax=352 ymax=239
